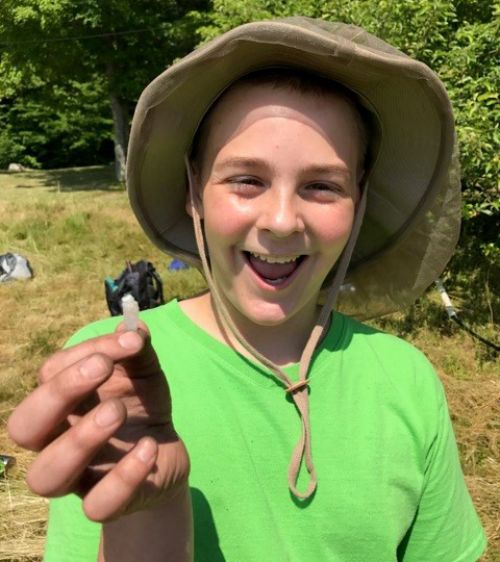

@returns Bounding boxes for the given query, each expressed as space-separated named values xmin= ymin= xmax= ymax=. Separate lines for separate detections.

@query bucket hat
xmin=127 ymin=16 xmax=460 ymax=320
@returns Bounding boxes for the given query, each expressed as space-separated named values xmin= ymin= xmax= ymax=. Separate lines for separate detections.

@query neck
xmin=180 ymin=291 xmax=321 ymax=367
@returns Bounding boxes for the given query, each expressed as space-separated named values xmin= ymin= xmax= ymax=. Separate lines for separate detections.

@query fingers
xmin=8 ymin=353 xmax=115 ymax=451
xmin=83 ymin=437 xmax=158 ymax=522
xmin=38 ymin=323 xmax=150 ymax=384
xmin=25 ymin=398 xmax=127 ymax=498
xmin=39 ymin=321 xmax=160 ymax=387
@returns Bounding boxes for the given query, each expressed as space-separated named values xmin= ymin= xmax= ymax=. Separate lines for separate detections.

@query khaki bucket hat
xmin=126 ymin=16 xmax=461 ymax=320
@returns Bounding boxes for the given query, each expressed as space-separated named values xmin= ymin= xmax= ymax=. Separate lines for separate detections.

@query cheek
xmin=311 ymin=201 xmax=356 ymax=246
xmin=202 ymin=193 xmax=253 ymax=245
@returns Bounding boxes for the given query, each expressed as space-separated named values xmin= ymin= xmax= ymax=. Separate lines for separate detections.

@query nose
xmin=255 ymin=184 xmax=305 ymax=238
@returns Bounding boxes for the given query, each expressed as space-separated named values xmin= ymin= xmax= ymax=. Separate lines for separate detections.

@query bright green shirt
xmin=45 ymin=300 xmax=486 ymax=561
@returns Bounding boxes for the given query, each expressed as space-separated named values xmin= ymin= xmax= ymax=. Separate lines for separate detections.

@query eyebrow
xmin=213 ymin=156 xmax=270 ymax=172
xmin=301 ymin=164 xmax=353 ymax=182
xmin=214 ymin=156 xmax=353 ymax=181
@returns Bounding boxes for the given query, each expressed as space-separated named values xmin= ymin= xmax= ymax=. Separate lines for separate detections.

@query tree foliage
xmin=0 ymin=0 xmax=208 ymax=97
xmin=0 ymin=0 xmax=209 ymax=173
xmin=0 ymin=78 xmax=113 ymax=169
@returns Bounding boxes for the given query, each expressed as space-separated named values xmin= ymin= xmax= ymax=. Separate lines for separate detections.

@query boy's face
xmin=192 ymin=84 xmax=361 ymax=331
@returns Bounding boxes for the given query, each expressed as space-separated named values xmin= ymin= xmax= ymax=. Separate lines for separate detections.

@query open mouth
xmin=243 ymin=251 xmax=306 ymax=287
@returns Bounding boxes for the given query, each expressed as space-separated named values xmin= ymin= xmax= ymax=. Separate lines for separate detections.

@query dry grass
xmin=0 ymin=167 xmax=498 ymax=561
xmin=0 ymin=461 xmax=48 ymax=561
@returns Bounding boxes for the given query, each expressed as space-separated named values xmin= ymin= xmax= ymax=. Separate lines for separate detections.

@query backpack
xmin=105 ymin=260 xmax=165 ymax=316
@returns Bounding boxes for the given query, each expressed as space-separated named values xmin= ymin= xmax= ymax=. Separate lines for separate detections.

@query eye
xmin=303 ymin=182 xmax=346 ymax=201
xmin=306 ymin=182 xmax=334 ymax=191
xmin=229 ymin=176 xmax=262 ymax=186
xmin=226 ymin=176 xmax=265 ymax=195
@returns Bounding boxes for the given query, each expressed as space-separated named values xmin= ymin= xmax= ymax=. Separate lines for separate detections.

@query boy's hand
xmin=7 ymin=322 xmax=190 ymax=522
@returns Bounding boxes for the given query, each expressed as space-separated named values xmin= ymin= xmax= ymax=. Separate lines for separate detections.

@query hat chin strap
xmin=185 ymin=156 xmax=367 ymax=500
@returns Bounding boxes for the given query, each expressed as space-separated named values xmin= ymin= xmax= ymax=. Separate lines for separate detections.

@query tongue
xmin=248 ymin=255 xmax=298 ymax=280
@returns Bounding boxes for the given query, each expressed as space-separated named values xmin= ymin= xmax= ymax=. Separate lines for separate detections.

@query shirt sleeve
xmin=399 ymin=379 xmax=487 ymax=562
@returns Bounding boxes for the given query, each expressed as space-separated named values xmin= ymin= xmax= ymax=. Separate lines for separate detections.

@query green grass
xmin=0 ymin=166 xmax=498 ymax=561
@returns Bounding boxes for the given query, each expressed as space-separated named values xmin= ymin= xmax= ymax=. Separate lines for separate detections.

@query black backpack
xmin=105 ymin=260 xmax=165 ymax=316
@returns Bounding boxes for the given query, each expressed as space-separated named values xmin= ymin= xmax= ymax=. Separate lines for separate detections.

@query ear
xmin=185 ymin=162 xmax=204 ymax=219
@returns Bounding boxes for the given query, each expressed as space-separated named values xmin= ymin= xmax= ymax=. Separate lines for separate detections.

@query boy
xmin=8 ymin=17 xmax=486 ymax=562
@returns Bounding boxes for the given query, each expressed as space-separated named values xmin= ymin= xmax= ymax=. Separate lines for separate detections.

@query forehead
xmin=197 ymin=83 xmax=362 ymax=168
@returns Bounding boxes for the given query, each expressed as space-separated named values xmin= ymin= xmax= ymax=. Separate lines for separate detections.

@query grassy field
xmin=0 ymin=167 xmax=498 ymax=561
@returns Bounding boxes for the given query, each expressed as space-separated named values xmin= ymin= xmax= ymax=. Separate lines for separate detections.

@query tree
xmin=0 ymin=0 xmax=209 ymax=179
xmin=0 ymin=78 xmax=114 ymax=170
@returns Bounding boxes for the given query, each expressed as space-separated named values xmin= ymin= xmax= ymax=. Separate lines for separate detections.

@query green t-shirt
xmin=45 ymin=300 xmax=486 ymax=562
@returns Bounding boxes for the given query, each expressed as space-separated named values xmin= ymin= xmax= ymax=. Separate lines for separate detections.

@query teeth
xmin=249 ymin=252 xmax=299 ymax=264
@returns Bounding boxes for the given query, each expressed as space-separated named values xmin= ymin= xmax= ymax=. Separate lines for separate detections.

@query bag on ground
xmin=168 ymin=258 xmax=190 ymax=271
xmin=0 ymin=253 xmax=33 ymax=283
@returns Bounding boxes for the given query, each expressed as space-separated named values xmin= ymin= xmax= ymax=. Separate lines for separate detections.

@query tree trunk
xmin=109 ymin=92 xmax=129 ymax=182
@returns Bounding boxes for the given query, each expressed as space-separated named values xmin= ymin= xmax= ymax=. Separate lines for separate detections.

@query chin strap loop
xmin=285 ymin=379 xmax=310 ymax=393
xmin=185 ymin=155 xmax=367 ymax=501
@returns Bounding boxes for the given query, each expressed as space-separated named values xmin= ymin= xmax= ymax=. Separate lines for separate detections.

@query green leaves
xmin=0 ymin=77 xmax=113 ymax=169
xmin=0 ymin=0 xmax=211 ymax=169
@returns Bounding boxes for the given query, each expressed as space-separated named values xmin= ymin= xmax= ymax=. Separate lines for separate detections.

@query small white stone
xmin=122 ymin=294 xmax=139 ymax=331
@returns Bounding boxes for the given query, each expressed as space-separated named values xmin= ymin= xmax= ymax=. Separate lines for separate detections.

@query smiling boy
xmin=8 ymin=17 xmax=486 ymax=562
xmin=182 ymin=72 xmax=362 ymax=362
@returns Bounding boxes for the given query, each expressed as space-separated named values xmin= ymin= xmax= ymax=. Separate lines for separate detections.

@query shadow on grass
xmin=14 ymin=165 xmax=124 ymax=192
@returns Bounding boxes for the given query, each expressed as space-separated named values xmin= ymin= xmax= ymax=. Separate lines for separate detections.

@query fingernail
xmin=118 ymin=331 xmax=142 ymax=350
xmin=135 ymin=438 xmax=156 ymax=463
xmin=80 ymin=356 xmax=107 ymax=379
xmin=95 ymin=401 xmax=121 ymax=427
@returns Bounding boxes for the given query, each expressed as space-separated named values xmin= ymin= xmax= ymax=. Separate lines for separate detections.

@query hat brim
xmin=127 ymin=17 xmax=460 ymax=319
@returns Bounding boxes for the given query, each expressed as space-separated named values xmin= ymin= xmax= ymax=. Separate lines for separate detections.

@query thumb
xmin=115 ymin=321 xmax=163 ymax=379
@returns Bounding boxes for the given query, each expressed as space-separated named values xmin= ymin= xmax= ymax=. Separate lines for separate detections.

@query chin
xmin=235 ymin=298 xmax=299 ymax=327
